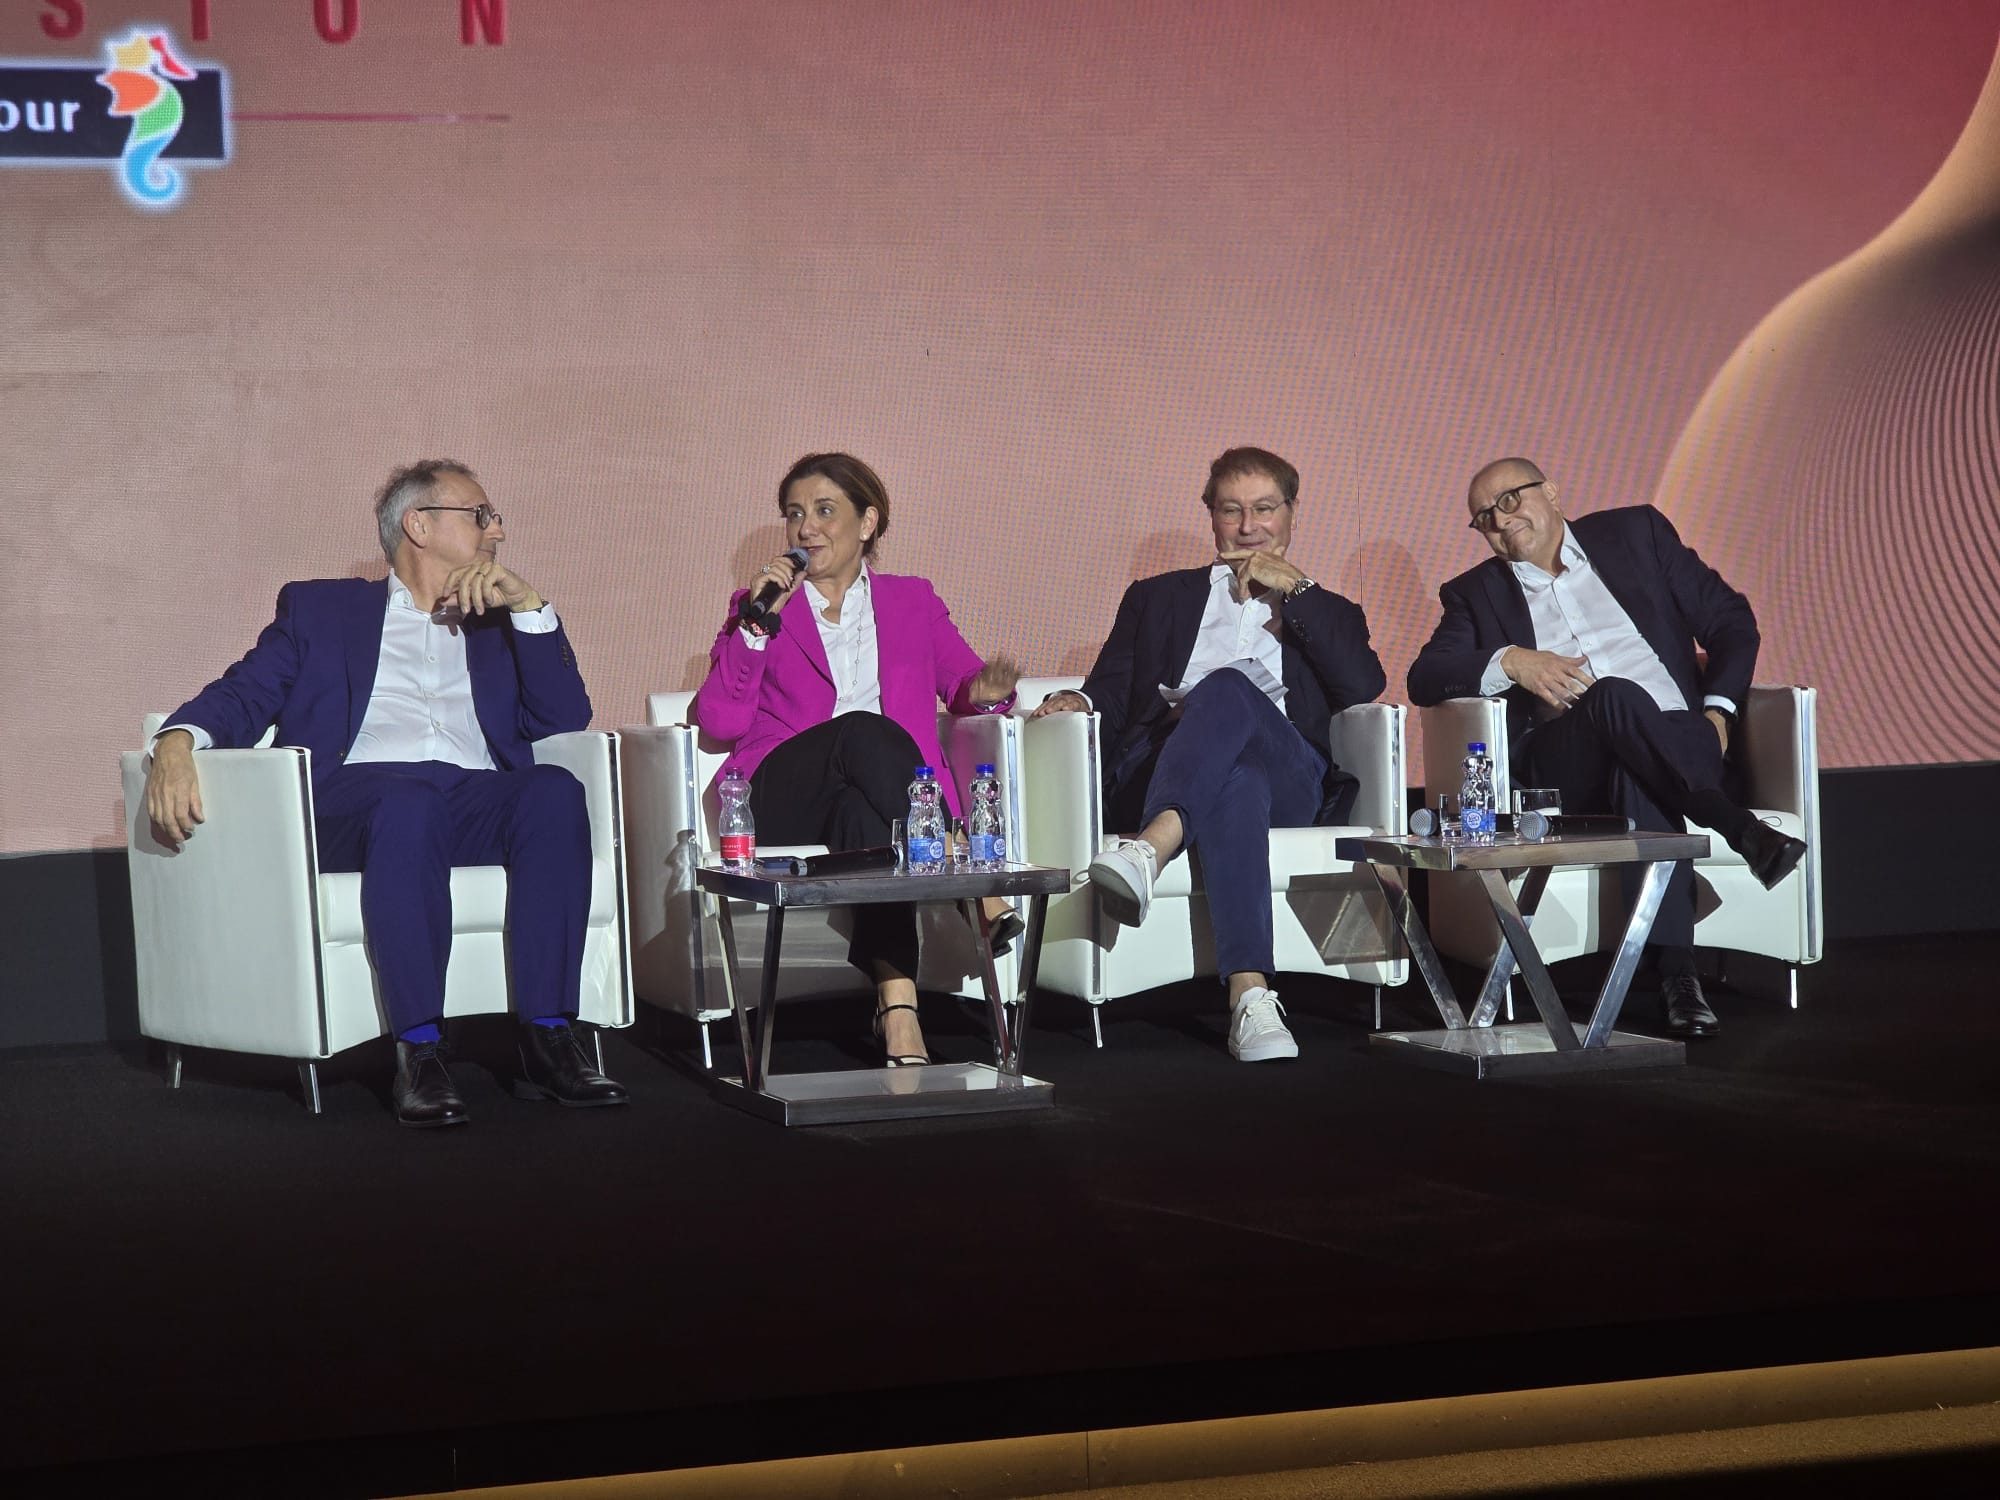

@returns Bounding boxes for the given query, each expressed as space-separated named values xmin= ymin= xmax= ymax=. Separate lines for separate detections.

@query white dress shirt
xmin=742 ymin=567 xmax=882 ymax=717
xmin=1478 ymin=528 xmax=1733 ymax=715
xmin=1174 ymin=563 xmax=1288 ymax=711
xmin=158 ymin=577 xmax=560 ymax=762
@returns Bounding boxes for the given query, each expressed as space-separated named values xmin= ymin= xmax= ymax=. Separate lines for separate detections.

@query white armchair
xmin=120 ymin=719 xmax=634 ymax=1112
xmin=621 ymin=693 xmax=1027 ymax=1067
xmin=1418 ymin=685 xmax=1822 ymax=1003
xmin=1013 ymin=677 xmax=1408 ymax=1042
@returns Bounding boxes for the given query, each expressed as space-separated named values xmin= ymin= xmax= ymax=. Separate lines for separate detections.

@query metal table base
xmin=696 ymin=863 xmax=1069 ymax=1126
xmin=1337 ymin=829 xmax=1709 ymax=1080
xmin=712 ymin=1061 xmax=1054 ymax=1125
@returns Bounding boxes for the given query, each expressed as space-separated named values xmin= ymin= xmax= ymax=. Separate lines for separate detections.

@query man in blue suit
xmin=144 ymin=459 xmax=627 ymax=1126
xmin=1408 ymin=456 xmax=1808 ymax=1038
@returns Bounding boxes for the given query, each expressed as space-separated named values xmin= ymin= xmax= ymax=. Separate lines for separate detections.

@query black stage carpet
xmin=4 ymin=935 xmax=1997 ymax=1497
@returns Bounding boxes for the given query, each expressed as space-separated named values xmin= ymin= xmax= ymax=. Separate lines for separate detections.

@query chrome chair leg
xmin=167 ymin=1044 xmax=182 ymax=1089
xmin=1372 ymin=985 xmax=1383 ymax=1031
xmin=298 ymin=1061 xmax=322 ymax=1115
xmin=699 ymin=1019 xmax=714 ymax=1071
xmin=1091 ymin=1006 xmax=1104 ymax=1048
xmin=592 ymin=1030 xmax=605 ymax=1075
xmin=1789 ymin=965 xmax=1799 ymax=1010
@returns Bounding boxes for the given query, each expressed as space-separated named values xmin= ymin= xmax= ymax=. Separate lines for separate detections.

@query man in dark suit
xmin=1034 ymin=447 xmax=1386 ymax=1061
xmin=1407 ymin=456 xmax=1807 ymax=1036
xmin=142 ymin=459 xmax=627 ymax=1125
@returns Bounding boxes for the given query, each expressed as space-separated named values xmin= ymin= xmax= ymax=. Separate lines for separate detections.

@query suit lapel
xmin=781 ymin=587 xmax=834 ymax=687
xmin=1158 ymin=568 xmax=1211 ymax=690
xmin=343 ymin=580 xmax=388 ymax=753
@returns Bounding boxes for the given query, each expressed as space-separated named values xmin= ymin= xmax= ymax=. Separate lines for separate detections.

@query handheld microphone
xmin=739 ymin=547 xmax=809 ymax=627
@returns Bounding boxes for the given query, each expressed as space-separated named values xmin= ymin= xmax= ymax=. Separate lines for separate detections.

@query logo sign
xmin=1 ymin=30 xmax=228 ymax=209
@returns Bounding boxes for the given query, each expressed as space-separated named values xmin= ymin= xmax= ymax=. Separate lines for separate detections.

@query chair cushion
xmin=319 ymin=858 xmax=617 ymax=944
xmin=1151 ymin=825 xmax=1373 ymax=898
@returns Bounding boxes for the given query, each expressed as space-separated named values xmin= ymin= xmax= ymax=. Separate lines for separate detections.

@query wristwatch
xmin=1284 ymin=576 xmax=1318 ymax=600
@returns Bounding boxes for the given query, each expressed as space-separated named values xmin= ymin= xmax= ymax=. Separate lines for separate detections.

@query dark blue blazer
xmin=1406 ymin=505 xmax=1759 ymax=761
xmin=1080 ymin=567 xmax=1387 ymax=825
xmin=164 ymin=577 xmax=592 ymax=779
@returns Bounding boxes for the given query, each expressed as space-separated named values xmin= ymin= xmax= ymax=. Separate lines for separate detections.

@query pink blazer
xmin=694 ymin=571 xmax=1011 ymax=817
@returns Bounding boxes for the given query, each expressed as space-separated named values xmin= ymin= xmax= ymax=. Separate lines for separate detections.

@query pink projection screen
xmin=4 ymin=0 xmax=1998 ymax=855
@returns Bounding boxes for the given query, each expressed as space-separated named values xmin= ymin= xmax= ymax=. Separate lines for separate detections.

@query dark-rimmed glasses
xmin=1468 ymin=481 xmax=1545 ymax=532
xmin=417 ymin=503 xmax=502 ymax=529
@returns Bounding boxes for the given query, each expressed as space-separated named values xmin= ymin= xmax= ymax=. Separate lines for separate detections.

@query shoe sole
xmin=511 ymin=1080 xmax=630 ymax=1106
xmin=1090 ymin=862 xmax=1149 ymax=927
xmin=1751 ymin=839 xmax=1807 ymax=891
xmin=397 ymin=1111 xmax=469 ymax=1127
xmin=1229 ymin=1038 xmax=1300 ymax=1062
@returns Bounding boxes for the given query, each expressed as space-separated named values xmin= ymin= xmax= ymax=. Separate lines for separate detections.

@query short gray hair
xmin=375 ymin=458 xmax=477 ymax=563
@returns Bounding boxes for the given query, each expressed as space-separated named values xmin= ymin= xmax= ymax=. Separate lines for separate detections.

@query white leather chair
xmin=1418 ymin=685 xmax=1822 ymax=1005
xmin=120 ymin=719 xmax=634 ymax=1111
xmin=621 ymin=693 xmax=1026 ymax=1067
xmin=1013 ymin=676 xmax=1408 ymax=1042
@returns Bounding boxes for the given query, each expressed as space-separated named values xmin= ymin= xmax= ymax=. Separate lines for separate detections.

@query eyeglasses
xmin=417 ymin=504 xmax=502 ymax=529
xmin=1211 ymin=501 xmax=1289 ymax=524
xmin=1468 ymin=481 xmax=1545 ymax=532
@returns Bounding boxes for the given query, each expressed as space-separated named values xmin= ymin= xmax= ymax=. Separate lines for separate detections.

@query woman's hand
xmin=970 ymin=654 xmax=1020 ymax=708
xmin=743 ymin=552 xmax=805 ymax=613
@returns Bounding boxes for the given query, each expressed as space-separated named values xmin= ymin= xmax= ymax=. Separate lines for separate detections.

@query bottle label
xmin=721 ymin=834 xmax=755 ymax=862
xmin=1460 ymin=806 xmax=1492 ymax=837
xmin=970 ymin=833 xmax=1004 ymax=864
xmin=908 ymin=835 xmax=947 ymax=867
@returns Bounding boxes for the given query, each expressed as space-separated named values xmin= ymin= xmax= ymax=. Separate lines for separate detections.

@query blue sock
xmin=529 ymin=1015 xmax=571 ymax=1028
xmin=399 ymin=1022 xmax=441 ymax=1044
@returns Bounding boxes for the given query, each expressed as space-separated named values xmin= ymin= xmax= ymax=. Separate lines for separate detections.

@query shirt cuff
xmin=738 ymin=626 xmax=769 ymax=651
xmin=1703 ymin=694 xmax=1738 ymax=717
xmin=1478 ymin=648 xmax=1513 ymax=697
xmin=509 ymin=602 xmax=560 ymax=634
xmin=153 ymin=723 xmax=213 ymax=754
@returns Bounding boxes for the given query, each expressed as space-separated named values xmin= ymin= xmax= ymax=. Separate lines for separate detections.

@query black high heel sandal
xmin=872 ymin=1001 xmax=931 ymax=1067
xmin=986 ymin=908 xmax=1027 ymax=959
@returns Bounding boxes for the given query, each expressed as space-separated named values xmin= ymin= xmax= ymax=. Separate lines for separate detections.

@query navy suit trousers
xmin=1130 ymin=668 xmax=1325 ymax=980
xmin=312 ymin=761 xmax=593 ymax=1033
xmin=1521 ymin=677 xmax=1731 ymax=952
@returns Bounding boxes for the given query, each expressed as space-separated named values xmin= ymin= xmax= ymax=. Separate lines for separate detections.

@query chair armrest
xmin=533 ymin=730 xmax=621 ymax=868
xmin=1013 ymin=675 xmax=1086 ymax=716
xmin=1740 ymin=684 xmax=1815 ymax=819
xmin=121 ymin=745 xmax=331 ymax=1056
xmin=1419 ymin=698 xmax=1509 ymax=804
xmin=1327 ymin=702 xmax=1407 ymax=833
xmin=648 ymin=690 xmax=695 ymax=728
xmin=1019 ymin=709 xmax=1100 ymax=872
xmin=940 ymin=712 xmax=1025 ymax=844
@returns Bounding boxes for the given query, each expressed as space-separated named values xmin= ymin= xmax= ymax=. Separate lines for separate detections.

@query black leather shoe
xmin=1661 ymin=974 xmax=1721 ymax=1038
xmin=1735 ymin=820 xmax=1808 ymax=891
xmin=393 ymin=1039 xmax=469 ymax=1128
xmin=987 ymin=909 xmax=1027 ymax=959
xmin=517 ymin=1022 xmax=629 ymax=1107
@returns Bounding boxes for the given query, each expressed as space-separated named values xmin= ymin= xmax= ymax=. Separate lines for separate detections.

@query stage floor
xmin=4 ymin=936 xmax=1998 ymax=1497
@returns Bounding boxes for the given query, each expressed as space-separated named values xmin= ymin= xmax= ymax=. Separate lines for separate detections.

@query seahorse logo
xmin=96 ymin=31 xmax=195 ymax=207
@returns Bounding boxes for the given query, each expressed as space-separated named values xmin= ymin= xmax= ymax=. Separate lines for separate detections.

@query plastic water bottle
xmin=1460 ymin=741 xmax=1496 ymax=844
xmin=718 ymin=765 xmax=756 ymax=870
xmin=968 ymin=763 xmax=1006 ymax=870
xmin=906 ymin=766 xmax=947 ymax=873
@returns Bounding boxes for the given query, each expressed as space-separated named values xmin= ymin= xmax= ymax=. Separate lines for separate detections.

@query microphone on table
xmin=739 ymin=547 xmax=809 ymax=631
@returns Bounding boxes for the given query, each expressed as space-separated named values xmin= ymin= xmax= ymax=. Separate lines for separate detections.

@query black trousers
xmin=1520 ymin=677 xmax=1741 ymax=952
xmin=749 ymin=712 xmax=924 ymax=980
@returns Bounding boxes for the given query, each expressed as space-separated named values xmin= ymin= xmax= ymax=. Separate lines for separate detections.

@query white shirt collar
xmin=1509 ymin=526 xmax=1588 ymax=587
xmin=805 ymin=563 xmax=870 ymax=617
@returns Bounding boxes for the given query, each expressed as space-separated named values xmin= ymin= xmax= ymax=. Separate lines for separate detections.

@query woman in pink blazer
xmin=696 ymin=453 xmax=1018 ymax=1065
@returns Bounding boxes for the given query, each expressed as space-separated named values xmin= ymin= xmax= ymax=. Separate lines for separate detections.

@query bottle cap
xmin=914 ymin=765 xmax=932 ymax=776
xmin=975 ymin=763 xmax=995 ymax=775
xmin=1468 ymin=742 xmax=1487 ymax=754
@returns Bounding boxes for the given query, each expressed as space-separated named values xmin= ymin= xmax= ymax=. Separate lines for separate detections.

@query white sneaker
xmin=1227 ymin=988 xmax=1298 ymax=1062
xmin=1088 ymin=838 xmax=1156 ymax=927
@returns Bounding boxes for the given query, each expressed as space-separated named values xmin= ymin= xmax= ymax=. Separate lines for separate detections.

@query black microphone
xmin=739 ymin=547 xmax=808 ymax=627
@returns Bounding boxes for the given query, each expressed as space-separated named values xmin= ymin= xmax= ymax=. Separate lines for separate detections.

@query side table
xmin=1334 ymin=829 xmax=1709 ymax=1078
xmin=694 ymin=862 xmax=1070 ymax=1124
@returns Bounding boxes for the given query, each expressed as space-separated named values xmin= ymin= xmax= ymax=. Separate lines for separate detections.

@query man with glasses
xmin=1408 ymin=456 xmax=1808 ymax=1038
xmin=1033 ymin=447 xmax=1385 ymax=1061
xmin=143 ymin=459 xmax=627 ymax=1125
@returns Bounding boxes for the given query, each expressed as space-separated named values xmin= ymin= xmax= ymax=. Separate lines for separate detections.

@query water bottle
xmin=968 ymin=763 xmax=1006 ymax=870
xmin=718 ymin=765 xmax=755 ymax=870
xmin=1460 ymin=741 xmax=1496 ymax=844
xmin=906 ymin=766 xmax=947 ymax=873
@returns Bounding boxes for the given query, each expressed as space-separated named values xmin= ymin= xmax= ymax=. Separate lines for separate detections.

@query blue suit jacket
xmin=1079 ymin=567 xmax=1387 ymax=825
xmin=164 ymin=577 xmax=592 ymax=779
xmin=1406 ymin=505 xmax=1759 ymax=761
